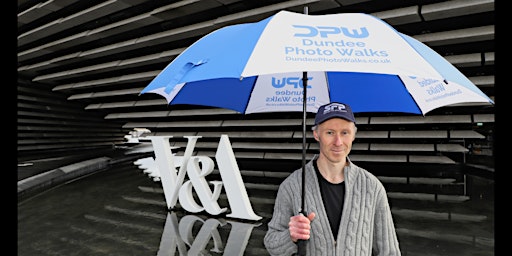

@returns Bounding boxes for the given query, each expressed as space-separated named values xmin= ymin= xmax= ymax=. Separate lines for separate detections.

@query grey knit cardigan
xmin=264 ymin=156 xmax=401 ymax=256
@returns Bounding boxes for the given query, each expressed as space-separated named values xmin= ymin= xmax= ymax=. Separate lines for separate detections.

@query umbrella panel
xmin=171 ymin=77 xmax=257 ymax=114
xmin=327 ymin=72 xmax=422 ymax=114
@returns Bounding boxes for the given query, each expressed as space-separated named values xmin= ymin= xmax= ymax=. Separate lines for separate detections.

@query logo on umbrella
xmin=293 ymin=25 xmax=369 ymax=38
xmin=271 ymin=76 xmax=312 ymax=88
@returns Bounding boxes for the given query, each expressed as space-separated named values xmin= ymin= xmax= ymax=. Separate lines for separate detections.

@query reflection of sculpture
xmin=138 ymin=135 xmax=262 ymax=221
xmin=134 ymin=156 xmax=162 ymax=181
xmin=157 ymin=212 xmax=261 ymax=256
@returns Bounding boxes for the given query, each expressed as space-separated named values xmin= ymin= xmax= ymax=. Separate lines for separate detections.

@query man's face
xmin=313 ymin=118 xmax=356 ymax=164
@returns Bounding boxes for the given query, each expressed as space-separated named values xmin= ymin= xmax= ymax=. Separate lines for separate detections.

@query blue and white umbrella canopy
xmin=140 ymin=12 xmax=494 ymax=252
xmin=141 ymin=10 xmax=493 ymax=115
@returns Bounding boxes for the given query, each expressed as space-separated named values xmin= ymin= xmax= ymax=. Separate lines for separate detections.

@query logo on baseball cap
xmin=314 ymin=102 xmax=356 ymax=126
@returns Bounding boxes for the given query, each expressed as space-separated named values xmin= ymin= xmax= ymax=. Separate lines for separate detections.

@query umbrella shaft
xmin=301 ymin=71 xmax=308 ymax=214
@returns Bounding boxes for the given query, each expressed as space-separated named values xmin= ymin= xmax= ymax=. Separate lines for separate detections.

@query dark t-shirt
xmin=314 ymin=160 xmax=345 ymax=238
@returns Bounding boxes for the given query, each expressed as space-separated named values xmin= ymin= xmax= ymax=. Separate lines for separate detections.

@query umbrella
xmin=140 ymin=9 xmax=493 ymax=255
xmin=141 ymin=10 xmax=493 ymax=115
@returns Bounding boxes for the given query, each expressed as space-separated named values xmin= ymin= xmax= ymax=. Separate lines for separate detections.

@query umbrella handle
xmin=296 ymin=239 xmax=307 ymax=256
xmin=295 ymin=209 xmax=308 ymax=256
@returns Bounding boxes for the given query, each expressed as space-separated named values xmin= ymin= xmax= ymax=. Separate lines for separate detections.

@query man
xmin=264 ymin=102 xmax=401 ymax=255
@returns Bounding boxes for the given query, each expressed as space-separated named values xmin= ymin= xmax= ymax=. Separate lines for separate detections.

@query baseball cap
xmin=314 ymin=102 xmax=356 ymax=126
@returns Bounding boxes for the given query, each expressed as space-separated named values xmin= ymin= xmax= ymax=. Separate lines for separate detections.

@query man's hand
xmin=289 ymin=212 xmax=316 ymax=242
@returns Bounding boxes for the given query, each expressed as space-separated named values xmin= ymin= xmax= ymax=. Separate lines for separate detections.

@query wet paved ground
xmin=18 ymin=153 xmax=494 ymax=256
